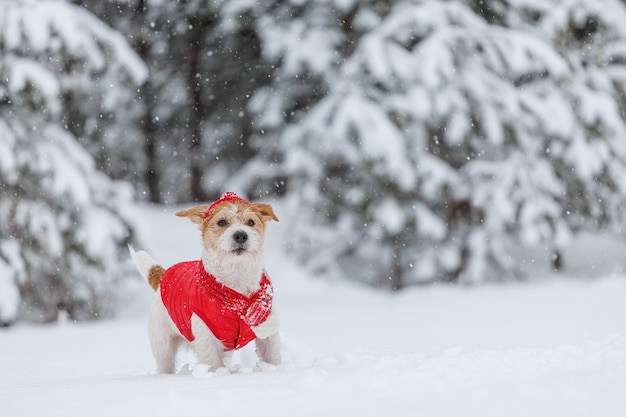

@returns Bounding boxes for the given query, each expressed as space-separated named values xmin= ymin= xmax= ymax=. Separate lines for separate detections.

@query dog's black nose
xmin=233 ymin=231 xmax=248 ymax=244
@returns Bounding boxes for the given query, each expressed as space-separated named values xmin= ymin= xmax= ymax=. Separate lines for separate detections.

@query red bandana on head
xmin=204 ymin=191 xmax=249 ymax=220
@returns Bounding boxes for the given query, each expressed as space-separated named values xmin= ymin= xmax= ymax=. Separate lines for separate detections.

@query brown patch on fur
xmin=148 ymin=265 xmax=166 ymax=290
xmin=175 ymin=205 xmax=210 ymax=225
xmin=251 ymin=203 xmax=279 ymax=223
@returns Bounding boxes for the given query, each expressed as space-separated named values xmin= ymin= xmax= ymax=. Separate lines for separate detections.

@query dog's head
xmin=175 ymin=193 xmax=278 ymax=271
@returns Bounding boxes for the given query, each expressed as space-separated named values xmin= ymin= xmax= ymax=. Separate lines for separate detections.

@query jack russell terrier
xmin=129 ymin=192 xmax=281 ymax=373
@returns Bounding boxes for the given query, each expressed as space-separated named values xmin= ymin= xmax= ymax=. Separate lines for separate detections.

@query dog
xmin=129 ymin=192 xmax=281 ymax=373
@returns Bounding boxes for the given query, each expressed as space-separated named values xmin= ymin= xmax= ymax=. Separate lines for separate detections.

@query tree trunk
xmin=136 ymin=0 xmax=161 ymax=203
xmin=187 ymin=15 xmax=210 ymax=202
xmin=142 ymin=88 xmax=160 ymax=203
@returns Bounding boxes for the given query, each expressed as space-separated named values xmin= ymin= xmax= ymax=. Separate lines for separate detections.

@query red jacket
xmin=160 ymin=261 xmax=273 ymax=351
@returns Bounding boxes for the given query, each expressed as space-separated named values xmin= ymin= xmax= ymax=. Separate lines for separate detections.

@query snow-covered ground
xmin=1 ymin=204 xmax=625 ymax=417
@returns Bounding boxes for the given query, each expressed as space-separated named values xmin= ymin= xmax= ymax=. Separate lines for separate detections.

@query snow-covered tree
xmin=501 ymin=0 xmax=626 ymax=233
xmin=242 ymin=0 xmax=391 ymax=196
xmin=77 ymin=0 xmax=279 ymax=203
xmin=253 ymin=0 xmax=626 ymax=288
xmin=0 ymin=0 xmax=146 ymax=324
xmin=77 ymin=0 xmax=389 ymax=202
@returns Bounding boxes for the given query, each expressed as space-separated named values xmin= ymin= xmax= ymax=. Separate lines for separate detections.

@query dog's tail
xmin=128 ymin=245 xmax=165 ymax=291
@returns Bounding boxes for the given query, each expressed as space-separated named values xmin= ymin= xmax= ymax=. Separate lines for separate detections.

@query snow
xmin=0 ymin=1 xmax=147 ymax=83
xmin=258 ymin=16 xmax=341 ymax=76
xmin=8 ymin=58 xmax=60 ymax=112
xmin=0 ymin=121 xmax=17 ymax=179
xmin=1 ymin=205 xmax=625 ymax=416
xmin=331 ymin=91 xmax=415 ymax=190
xmin=0 ymin=243 xmax=20 ymax=323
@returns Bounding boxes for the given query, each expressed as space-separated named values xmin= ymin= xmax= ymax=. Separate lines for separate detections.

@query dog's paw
xmin=251 ymin=312 xmax=279 ymax=339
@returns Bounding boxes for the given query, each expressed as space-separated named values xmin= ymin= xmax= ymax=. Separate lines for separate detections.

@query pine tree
xmin=501 ymin=0 xmax=626 ymax=234
xmin=0 ymin=0 xmax=146 ymax=324
xmin=242 ymin=0 xmax=391 ymax=196
xmin=78 ymin=0 xmax=276 ymax=203
xmin=255 ymin=0 xmax=626 ymax=287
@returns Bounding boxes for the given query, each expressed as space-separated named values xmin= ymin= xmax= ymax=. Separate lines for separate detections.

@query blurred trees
xmin=75 ymin=0 xmax=626 ymax=287
xmin=0 ymin=0 xmax=145 ymax=324
xmin=268 ymin=0 xmax=626 ymax=287
xmin=76 ymin=0 xmax=274 ymax=203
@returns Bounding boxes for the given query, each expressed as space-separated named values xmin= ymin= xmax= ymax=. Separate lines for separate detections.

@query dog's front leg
xmin=190 ymin=315 xmax=226 ymax=371
xmin=255 ymin=332 xmax=281 ymax=365
xmin=253 ymin=312 xmax=281 ymax=365
xmin=251 ymin=312 xmax=279 ymax=339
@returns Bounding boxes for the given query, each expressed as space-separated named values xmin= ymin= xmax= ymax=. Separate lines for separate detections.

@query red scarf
xmin=160 ymin=261 xmax=273 ymax=351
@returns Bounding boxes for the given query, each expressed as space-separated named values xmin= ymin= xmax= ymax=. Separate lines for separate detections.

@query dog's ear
xmin=252 ymin=203 xmax=279 ymax=223
xmin=175 ymin=205 xmax=210 ymax=225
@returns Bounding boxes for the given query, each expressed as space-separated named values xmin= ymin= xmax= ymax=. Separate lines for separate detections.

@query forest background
xmin=2 ymin=0 xmax=626 ymax=325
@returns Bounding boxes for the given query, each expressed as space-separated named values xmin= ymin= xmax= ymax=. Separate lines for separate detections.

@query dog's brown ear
xmin=252 ymin=203 xmax=279 ymax=223
xmin=175 ymin=205 xmax=210 ymax=225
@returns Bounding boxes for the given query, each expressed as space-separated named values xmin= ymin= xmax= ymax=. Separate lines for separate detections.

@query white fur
xmin=251 ymin=312 xmax=280 ymax=339
xmin=129 ymin=212 xmax=281 ymax=374
xmin=201 ymin=244 xmax=264 ymax=295
xmin=147 ymin=295 xmax=183 ymax=374
xmin=203 ymin=218 xmax=265 ymax=295
xmin=128 ymin=245 xmax=157 ymax=278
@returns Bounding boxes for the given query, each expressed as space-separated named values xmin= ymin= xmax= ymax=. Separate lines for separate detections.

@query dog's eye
xmin=217 ymin=219 xmax=228 ymax=227
xmin=247 ymin=219 xmax=255 ymax=227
